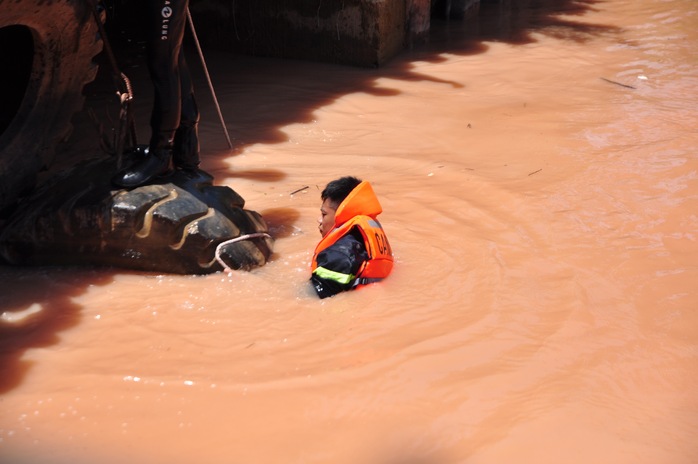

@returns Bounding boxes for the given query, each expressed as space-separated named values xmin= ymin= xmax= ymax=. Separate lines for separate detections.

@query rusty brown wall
xmin=190 ymin=0 xmax=433 ymax=67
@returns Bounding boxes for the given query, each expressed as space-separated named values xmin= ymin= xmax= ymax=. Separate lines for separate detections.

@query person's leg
xmin=173 ymin=51 xmax=200 ymax=171
xmin=147 ymin=0 xmax=188 ymax=151
xmin=113 ymin=0 xmax=189 ymax=188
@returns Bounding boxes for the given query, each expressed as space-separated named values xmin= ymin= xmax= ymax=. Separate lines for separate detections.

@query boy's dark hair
xmin=321 ymin=176 xmax=362 ymax=206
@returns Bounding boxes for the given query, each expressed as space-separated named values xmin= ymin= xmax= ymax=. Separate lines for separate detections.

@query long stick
xmin=186 ymin=8 xmax=233 ymax=149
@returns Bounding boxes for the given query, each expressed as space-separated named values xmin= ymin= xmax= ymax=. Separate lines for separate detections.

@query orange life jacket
xmin=311 ymin=181 xmax=393 ymax=285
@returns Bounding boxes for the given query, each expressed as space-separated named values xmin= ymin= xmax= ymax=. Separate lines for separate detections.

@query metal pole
xmin=186 ymin=8 xmax=233 ymax=149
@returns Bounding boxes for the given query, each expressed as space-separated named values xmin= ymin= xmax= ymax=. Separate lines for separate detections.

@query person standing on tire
xmin=112 ymin=0 xmax=200 ymax=188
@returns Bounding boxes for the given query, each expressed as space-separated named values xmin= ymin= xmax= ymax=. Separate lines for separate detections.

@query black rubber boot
xmin=111 ymin=148 xmax=172 ymax=188
xmin=172 ymin=124 xmax=200 ymax=171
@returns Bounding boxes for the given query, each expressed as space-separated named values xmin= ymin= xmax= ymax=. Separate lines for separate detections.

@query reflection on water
xmin=1 ymin=1 xmax=697 ymax=463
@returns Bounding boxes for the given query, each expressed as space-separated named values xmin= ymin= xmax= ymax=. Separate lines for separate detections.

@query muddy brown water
xmin=2 ymin=1 xmax=697 ymax=463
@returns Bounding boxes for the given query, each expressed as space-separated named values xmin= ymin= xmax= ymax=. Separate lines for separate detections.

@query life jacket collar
xmin=334 ymin=180 xmax=382 ymax=226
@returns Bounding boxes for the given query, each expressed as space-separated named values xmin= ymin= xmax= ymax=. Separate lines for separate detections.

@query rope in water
xmin=215 ymin=233 xmax=272 ymax=273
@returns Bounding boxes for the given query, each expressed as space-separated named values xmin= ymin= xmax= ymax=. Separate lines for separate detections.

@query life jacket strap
xmin=313 ymin=266 xmax=355 ymax=285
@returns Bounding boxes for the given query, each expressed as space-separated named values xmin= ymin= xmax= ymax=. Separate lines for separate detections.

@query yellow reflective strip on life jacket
xmin=313 ymin=266 xmax=355 ymax=285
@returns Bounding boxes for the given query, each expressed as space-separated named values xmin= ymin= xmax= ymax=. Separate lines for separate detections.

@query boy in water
xmin=311 ymin=176 xmax=394 ymax=298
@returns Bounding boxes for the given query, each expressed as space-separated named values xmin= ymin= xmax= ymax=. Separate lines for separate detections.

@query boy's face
xmin=318 ymin=199 xmax=338 ymax=237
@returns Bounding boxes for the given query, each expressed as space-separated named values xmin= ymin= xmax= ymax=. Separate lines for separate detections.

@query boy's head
xmin=318 ymin=176 xmax=362 ymax=237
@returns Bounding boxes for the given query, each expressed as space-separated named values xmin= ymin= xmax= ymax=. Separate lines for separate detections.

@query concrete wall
xmin=189 ymin=0 xmax=448 ymax=67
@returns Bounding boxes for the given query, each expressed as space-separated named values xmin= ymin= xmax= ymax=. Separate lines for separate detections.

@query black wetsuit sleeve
xmin=311 ymin=232 xmax=368 ymax=299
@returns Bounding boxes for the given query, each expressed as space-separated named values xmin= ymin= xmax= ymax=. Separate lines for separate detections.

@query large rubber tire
xmin=0 ymin=0 xmax=102 ymax=213
xmin=0 ymin=156 xmax=274 ymax=274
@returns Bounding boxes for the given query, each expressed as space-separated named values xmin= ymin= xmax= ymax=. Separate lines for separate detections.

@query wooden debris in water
xmin=600 ymin=77 xmax=637 ymax=90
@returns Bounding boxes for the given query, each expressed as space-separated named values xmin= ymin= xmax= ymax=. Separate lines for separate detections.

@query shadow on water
xmin=0 ymin=267 xmax=115 ymax=394
xmin=463 ymin=0 xmax=615 ymax=45
xmin=205 ymin=0 xmax=618 ymax=169
xmin=260 ymin=207 xmax=304 ymax=241
xmin=81 ymin=0 xmax=621 ymax=172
